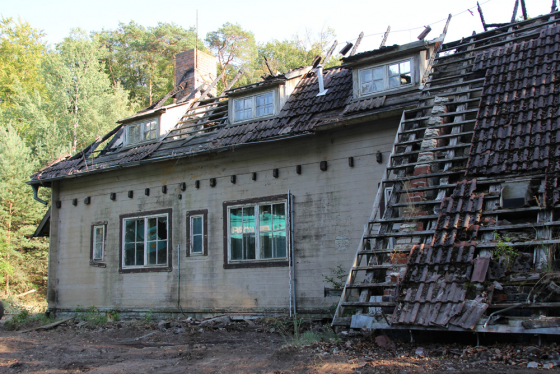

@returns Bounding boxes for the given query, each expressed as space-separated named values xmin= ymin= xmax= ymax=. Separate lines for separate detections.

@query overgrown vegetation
xmin=267 ymin=316 xmax=337 ymax=347
xmin=322 ymin=264 xmax=347 ymax=290
xmin=74 ymin=306 xmax=107 ymax=327
xmin=493 ymin=231 xmax=519 ymax=261
xmin=4 ymin=309 xmax=53 ymax=330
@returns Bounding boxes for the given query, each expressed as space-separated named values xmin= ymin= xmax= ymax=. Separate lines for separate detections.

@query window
xmin=223 ymin=195 xmax=290 ymax=269
xmin=126 ymin=117 xmax=159 ymax=145
xmin=90 ymin=222 xmax=107 ymax=267
xmin=233 ymin=91 xmax=274 ymax=122
xmin=186 ymin=209 xmax=208 ymax=256
xmin=358 ymin=59 xmax=412 ymax=96
xmin=119 ymin=209 xmax=172 ymax=273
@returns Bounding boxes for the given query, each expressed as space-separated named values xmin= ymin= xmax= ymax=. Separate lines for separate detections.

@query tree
xmin=0 ymin=124 xmax=48 ymax=295
xmin=0 ymin=17 xmax=46 ymax=111
xmin=98 ymin=22 xmax=207 ymax=108
xmin=205 ymin=23 xmax=257 ymax=91
xmin=22 ymin=29 xmax=132 ymax=154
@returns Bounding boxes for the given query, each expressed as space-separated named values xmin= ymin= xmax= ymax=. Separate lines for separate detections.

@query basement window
xmin=358 ymin=59 xmax=412 ymax=96
xmin=125 ymin=117 xmax=159 ymax=145
xmin=186 ymin=209 xmax=208 ymax=256
xmin=223 ymin=195 xmax=290 ymax=269
xmin=233 ymin=91 xmax=275 ymax=122
xmin=90 ymin=222 xmax=107 ymax=267
xmin=119 ymin=209 xmax=172 ymax=273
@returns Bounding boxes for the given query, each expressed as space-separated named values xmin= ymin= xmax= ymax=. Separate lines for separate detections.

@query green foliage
xmin=0 ymin=125 xmax=48 ymax=295
xmin=322 ymin=264 xmax=347 ymax=290
xmin=493 ymin=231 xmax=518 ymax=260
xmin=5 ymin=309 xmax=53 ymax=330
xmin=0 ymin=17 xmax=46 ymax=110
xmin=75 ymin=305 xmax=107 ymax=326
xmin=107 ymin=310 xmax=120 ymax=322
xmin=206 ymin=23 xmax=257 ymax=93
xmin=143 ymin=309 xmax=154 ymax=322
xmin=97 ymin=21 xmax=206 ymax=108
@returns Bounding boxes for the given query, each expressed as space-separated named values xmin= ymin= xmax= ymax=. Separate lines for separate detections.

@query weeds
xmin=5 ymin=309 xmax=54 ymax=330
xmin=143 ymin=309 xmax=153 ymax=323
xmin=267 ymin=316 xmax=337 ymax=347
xmin=75 ymin=306 xmax=107 ymax=327
xmin=493 ymin=231 xmax=518 ymax=260
xmin=322 ymin=265 xmax=347 ymax=290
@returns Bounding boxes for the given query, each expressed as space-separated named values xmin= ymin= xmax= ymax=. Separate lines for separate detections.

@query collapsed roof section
xmin=335 ymin=11 xmax=560 ymax=334
xmin=29 ymin=39 xmax=436 ymax=186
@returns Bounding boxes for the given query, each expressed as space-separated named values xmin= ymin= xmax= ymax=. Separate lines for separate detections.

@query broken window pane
xmin=157 ymin=241 xmax=167 ymax=264
xmin=122 ymin=214 xmax=168 ymax=268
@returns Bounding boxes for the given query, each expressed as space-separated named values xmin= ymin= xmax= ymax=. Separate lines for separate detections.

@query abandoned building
xmin=30 ymin=7 xmax=560 ymax=336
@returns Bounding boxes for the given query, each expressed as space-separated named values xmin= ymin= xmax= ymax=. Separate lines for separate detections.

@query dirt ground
xmin=1 ymin=316 xmax=560 ymax=374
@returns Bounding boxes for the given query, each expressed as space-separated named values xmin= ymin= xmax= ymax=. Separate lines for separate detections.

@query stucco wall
xmin=48 ymin=118 xmax=399 ymax=316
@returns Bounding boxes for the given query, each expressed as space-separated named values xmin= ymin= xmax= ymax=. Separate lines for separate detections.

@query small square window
xmin=186 ymin=209 xmax=208 ymax=257
xmin=90 ymin=222 xmax=107 ymax=267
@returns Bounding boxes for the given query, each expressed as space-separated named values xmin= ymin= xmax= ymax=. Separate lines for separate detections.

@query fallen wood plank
xmin=119 ymin=331 xmax=157 ymax=343
xmin=20 ymin=317 xmax=74 ymax=333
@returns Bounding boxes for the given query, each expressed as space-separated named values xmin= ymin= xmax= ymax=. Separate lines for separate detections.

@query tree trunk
xmin=6 ymin=188 xmax=12 ymax=295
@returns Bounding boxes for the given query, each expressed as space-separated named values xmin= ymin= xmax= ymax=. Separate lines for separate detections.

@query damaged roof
xmin=29 ymin=39 xmax=430 ymax=184
xmin=336 ymin=11 xmax=560 ymax=333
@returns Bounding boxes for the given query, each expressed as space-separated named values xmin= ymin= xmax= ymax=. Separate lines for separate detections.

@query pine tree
xmin=0 ymin=124 xmax=47 ymax=294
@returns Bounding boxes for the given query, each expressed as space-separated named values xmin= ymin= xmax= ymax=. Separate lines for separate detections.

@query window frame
xmin=357 ymin=58 xmax=414 ymax=97
xmin=186 ymin=209 xmax=208 ymax=257
xmin=119 ymin=208 xmax=173 ymax=273
xmin=125 ymin=116 xmax=160 ymax=146
xmin=90 ymin=221 xmax=107 ymax=267
xmin=223 ymin=194 xmax=290 ymax=269
xmin=232 ymin=90 xmax=276 ymax=123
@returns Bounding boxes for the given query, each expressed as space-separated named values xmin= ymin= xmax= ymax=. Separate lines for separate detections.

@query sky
xmin=2 ymin=0 xmax=556 ymax=53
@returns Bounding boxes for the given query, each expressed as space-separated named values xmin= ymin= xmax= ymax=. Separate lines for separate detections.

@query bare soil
xmin=1 ymin=316 xmax=559 ymax=373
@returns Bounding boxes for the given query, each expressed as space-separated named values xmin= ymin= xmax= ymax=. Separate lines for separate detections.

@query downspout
xmin=32 ymin=184 xmax=48 ymax=205
xmin=177 ymin=244 xmax=181 ymax=311
xmin=289 ymin=191 xmax=296 ymax=315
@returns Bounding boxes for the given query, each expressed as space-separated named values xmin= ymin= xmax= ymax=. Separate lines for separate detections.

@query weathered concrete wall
xmin=48 ymin=118 xmax=398 ymax=316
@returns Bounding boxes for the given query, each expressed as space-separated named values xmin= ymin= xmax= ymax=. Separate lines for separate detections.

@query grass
xmin=287 ymin=329 xmax=338 ymax=347
xmin=74 ymin=306 xmax=107 ymax=327
xmin=266 ymin=316 xmax=338 ymax=347
xmin=4 ymin=309 xmax=54 ymax=331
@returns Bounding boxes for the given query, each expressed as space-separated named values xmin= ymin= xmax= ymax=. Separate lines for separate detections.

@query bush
xmin=4 ymin=309 xmax=53 ymax=330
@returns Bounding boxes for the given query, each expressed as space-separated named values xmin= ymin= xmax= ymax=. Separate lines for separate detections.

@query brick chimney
xmin=174 ymin=49 xmax=217 ymax=102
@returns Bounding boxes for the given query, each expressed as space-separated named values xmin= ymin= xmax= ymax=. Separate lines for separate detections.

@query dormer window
xmin=126 ymin=117 xmax=159 ymax=145
xmin=233 ymin=91 xmax=274 ymax=122
xmin=358 ymin=59 xmax=412 ymax=96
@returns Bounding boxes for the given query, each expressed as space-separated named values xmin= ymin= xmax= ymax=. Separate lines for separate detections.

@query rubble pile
xmin=312 ymin=334 xmax=560 ymax=370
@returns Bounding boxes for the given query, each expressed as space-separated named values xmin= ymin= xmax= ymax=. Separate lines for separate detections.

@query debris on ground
xmin=1 ymin=314 xmax=560 ymax=373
